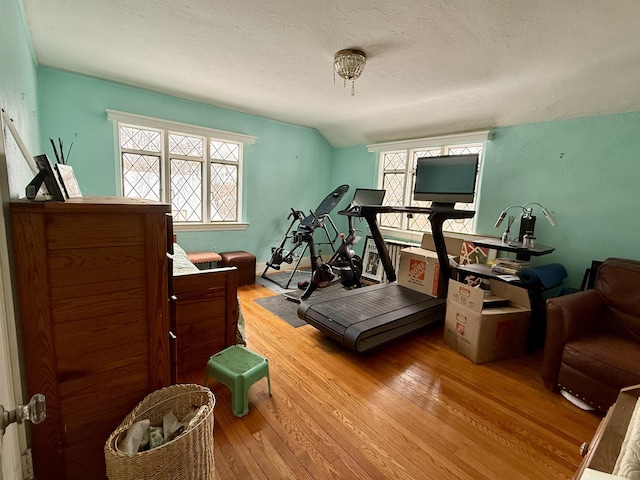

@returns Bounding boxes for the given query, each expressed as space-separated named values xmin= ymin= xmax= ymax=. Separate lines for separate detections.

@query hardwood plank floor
xmin=180 ymin=282 xmax=602 ymax=479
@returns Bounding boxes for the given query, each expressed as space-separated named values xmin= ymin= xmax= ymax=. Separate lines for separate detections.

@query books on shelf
xmin=490 ymin=258 xmax=531 ymax=275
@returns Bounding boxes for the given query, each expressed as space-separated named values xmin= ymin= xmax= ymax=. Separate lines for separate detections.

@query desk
xmin=471 ymin=237 xmax=555 ymax=261
xmin=456 ymin=237 xmax=558 ymax=350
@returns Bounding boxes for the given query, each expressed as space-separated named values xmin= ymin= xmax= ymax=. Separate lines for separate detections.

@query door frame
xmin=0 ymin=108 xmax=30 ymax=479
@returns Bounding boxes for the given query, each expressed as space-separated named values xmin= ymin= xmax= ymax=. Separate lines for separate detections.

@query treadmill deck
xmin=297 ymin=282 xmax=445 ymax=352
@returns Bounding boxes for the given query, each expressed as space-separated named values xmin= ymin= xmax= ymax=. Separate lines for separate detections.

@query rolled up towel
xmin=517 ymin=263 xmax=567 ymax=289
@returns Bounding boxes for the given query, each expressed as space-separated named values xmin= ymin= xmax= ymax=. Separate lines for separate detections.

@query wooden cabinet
xmin=573 ymin=385 xmax=640 ymax=479
xmin=173 ymin=267 xmax=239 ymax=376
xmin=10 ymin=197 xmax=172 ymax=480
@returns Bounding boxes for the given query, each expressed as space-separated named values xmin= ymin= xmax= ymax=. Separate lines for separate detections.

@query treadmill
xmin=297 ymin=203 xmax=475 ymax=352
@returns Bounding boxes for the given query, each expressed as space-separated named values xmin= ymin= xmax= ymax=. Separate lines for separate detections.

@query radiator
xmin=381 ymin=240 xmax=413 ymax=282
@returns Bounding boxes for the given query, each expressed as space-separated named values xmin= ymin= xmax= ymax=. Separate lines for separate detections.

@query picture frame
xmin=459 ymin=240 xmax=497 ymax=265
xmin=361 ymin=235 xmax=383 ymax=282
xmin=55 ymin=164 xmax=82 ymax=199
xmin=29 ymin=154 xmax=66 ymax=201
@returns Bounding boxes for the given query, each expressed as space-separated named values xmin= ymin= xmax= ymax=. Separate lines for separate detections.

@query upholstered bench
xmin=219 ymin=251 xmax=256 ymax=285
xmin=186 ymin=251 xmax=222 ymax=269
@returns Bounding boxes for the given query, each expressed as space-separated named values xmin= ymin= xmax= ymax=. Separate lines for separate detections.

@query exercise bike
xmin=262 ymin=185 xmax=349 ymax=289
xmin=300 ymin=188 xmax=386 ymax=300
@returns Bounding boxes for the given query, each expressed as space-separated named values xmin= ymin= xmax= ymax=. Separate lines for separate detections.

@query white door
xmin=0 ymin=213 xmax=24 ymax=480
xmin=0 ymin=109 xmax=28 ymax=479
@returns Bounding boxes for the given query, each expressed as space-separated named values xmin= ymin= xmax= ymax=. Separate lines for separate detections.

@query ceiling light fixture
xmin=333 ymin=49 xmax=366 ymax=96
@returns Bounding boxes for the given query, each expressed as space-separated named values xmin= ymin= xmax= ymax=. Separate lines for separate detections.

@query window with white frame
xmin=369 ymin=132 xmax=490 ymax=237
xmin=108 ymin=110 xmax=256 ymax=227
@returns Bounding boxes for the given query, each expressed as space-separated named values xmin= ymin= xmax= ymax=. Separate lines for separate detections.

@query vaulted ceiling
xmin=22 ymin=0 xmax=640 ymax=147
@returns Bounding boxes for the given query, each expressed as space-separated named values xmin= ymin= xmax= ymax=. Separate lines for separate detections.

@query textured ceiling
xmin=22 ymin=0 xmax=640 ymax=147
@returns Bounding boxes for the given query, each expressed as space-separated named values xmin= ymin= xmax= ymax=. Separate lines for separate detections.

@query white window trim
xmin=107 ymin=110 xmax=257 ymax=145
xmin=108 ymin=110 xmax=255 ymax=231
xmin=173 ymin=221 xmax=248 ymax=232
xmin=367 ymin=130 xmax=492 ymax=152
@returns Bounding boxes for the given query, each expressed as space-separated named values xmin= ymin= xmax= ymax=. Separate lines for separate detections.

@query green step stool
xmin=204 ymin=345 xmax=271 ymax=417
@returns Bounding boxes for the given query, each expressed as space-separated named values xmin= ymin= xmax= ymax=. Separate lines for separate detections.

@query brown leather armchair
xmin=541 ymin=257 xmax=640 ymax=412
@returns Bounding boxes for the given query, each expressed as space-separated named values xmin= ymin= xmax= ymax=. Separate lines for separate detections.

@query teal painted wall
xmin=331 ymin=145 xmax=380 ymax=237
xmin=332 ymin=145 xmax=378 ymax=190
xmin=0 ymin=0 xmax=40 ymax=197
xmin=330 ymin=114 xmax=640 ymax=290
xmin=36 ymin=68 xmax=334 ymax=261
xmin=476 ymin=113 xmax=640 ymax=289
xmin=32 ymin=66 xmax=640 ymax=292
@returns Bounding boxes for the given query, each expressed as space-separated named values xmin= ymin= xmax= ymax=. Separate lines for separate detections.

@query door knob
xmin=0 ymin=393 xmax=46 ymax=436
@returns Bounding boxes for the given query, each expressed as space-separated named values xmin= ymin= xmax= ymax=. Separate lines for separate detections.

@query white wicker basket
xmin=104 ymin=384 xmax=215 ymax=480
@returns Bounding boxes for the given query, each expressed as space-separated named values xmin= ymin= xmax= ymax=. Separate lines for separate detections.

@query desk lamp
xmin=494 ymin=202 xmax=557 ymax=244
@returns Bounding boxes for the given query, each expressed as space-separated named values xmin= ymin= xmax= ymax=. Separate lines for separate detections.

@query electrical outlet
xmin=21 ymin=449 xmax=34 ymax=480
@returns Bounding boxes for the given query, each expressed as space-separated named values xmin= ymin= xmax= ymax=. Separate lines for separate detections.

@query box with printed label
xmin=444 ymin=279 xmax=531 ymax=363
xmin=397 ymin=247 xmax=443 ymax=297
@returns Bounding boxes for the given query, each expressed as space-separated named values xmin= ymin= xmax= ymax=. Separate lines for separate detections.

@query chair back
xmin=596 ymin=257 xmax=640 ymax=341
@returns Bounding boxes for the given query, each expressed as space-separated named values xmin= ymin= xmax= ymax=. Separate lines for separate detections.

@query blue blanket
xmin=517 ymin=263 xmax=567 ymax=289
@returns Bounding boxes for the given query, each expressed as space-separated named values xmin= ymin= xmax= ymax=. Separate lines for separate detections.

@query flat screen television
xmin=413 ymin=153 xmax=479 ymax=204
xmin=351 ymin=188 xmax=386 ymax=207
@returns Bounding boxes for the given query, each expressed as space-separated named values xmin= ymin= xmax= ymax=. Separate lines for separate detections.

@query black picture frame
xmin=30 ymin=154 xmax=66 ymax=201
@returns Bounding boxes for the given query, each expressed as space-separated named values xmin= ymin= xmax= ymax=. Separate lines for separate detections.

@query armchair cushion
xmin=559 ymin=334 xmax=640 ymax=409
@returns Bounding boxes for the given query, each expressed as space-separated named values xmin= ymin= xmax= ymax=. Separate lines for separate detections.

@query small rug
xmin=253 ymin=295 xmax=307 ymax=328
xmin=256 ymin=271 xmax=312 ymax=295
xmin=254 ymin=273 xmax=346 ymax=328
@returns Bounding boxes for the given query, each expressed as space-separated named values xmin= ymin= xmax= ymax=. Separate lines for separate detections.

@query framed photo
xmin=55 ymin=164 xmax=82 ymax=199
xmin=361 ymin=236 xmax=383 ymax=282
xmin=32 ymin=154 xmax=66 ymax=201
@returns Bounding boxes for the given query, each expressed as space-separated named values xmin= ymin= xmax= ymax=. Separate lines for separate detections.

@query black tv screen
xmin=351 ymin=188 xmax=385 ymax=207
xmin=413 ymin=154 xmax=479 ymax=204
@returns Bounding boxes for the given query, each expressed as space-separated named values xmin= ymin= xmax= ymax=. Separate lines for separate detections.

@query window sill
xmin=173 ymin=222 xmax=248 ymax=232
xmin=380 ymin=226 xmax=481 ymax=243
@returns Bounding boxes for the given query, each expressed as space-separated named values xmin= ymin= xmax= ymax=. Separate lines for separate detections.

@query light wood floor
xmin=181 ymin=282 xmax=602 ymax=480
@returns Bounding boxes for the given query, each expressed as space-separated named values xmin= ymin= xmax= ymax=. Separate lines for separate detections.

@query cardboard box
xmin=421 ymin=233 xmax=464 ymax=265
xmin=444 ymin=279 xmax=531 ymax=363
xmin=398 ymin=234 xmax=465 ymax=297
xmin=397 ymin=247 xmax=443 ymax=297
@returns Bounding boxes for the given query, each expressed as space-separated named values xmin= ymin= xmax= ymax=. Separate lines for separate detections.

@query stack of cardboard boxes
xmin=397 ymin=233 xmax=531 ymax=363
xmin=444 ymin=279 xmax=531 ymax=363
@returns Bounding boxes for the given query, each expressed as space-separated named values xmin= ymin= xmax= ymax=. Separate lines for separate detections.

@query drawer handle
xmin=580 ymin=442 xmax=589 ymax=457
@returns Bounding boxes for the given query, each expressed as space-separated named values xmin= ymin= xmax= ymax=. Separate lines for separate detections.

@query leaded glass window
xmin=118 ymin=124 xmax=243 ymax=224
xmin=378 ymin=143 xmax=484 ymax=235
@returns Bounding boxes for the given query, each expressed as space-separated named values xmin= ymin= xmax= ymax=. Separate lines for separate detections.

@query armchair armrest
xmin=541 ymin=290 xmax=606 ymax=390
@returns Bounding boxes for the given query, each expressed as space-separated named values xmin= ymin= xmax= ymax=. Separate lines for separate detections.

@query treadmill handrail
xmin=352 ymin=204 xmax=475 ymax=294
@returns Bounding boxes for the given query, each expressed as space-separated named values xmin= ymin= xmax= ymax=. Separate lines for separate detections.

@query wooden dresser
xmin=573 ymin=385 xmax=640 ymax=479
xmin=10 ymin=197 xmax=173 ymax=480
